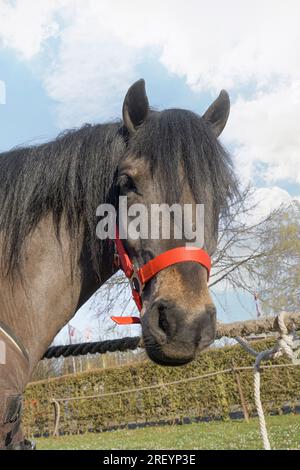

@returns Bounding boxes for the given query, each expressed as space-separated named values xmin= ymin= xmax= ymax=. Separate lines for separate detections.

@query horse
xmin=0 ymin=79 xmax=238 ymax=449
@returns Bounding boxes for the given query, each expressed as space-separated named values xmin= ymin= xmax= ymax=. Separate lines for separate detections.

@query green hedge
xmin=23 ymin=340 xmax=300 ymax=437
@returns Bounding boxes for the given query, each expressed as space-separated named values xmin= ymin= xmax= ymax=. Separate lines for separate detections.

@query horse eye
xmin=117 ymin=175 xmax=137 ymax=194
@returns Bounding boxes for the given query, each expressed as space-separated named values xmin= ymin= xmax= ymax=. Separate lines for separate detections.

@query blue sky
xmin=0 ymin=50 xmax=59 ymax=150
xmin=0 ymin=0 xmax=299 ymax=343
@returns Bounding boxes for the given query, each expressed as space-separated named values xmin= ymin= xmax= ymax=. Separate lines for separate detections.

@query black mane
xmin=0 ymin=122 xmax=125 ymax=277
xmin=130 ymin=109 xmax=238 ymax=208
xmin=0 ymin=109 xmax=238 ymax=277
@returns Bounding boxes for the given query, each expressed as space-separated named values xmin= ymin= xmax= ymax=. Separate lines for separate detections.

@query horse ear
xmin=122 ymin=79 xmax=149 ymax=134
xmin=202 ymin=90 xmax=230 ymax=137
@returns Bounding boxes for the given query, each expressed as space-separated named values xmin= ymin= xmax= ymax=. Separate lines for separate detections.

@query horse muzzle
xmin=141 ymin=301 xmax=216 ymax=366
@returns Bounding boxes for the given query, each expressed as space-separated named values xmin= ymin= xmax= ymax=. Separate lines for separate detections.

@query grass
xmin=35 ymin=414 xmax=300 ymax=450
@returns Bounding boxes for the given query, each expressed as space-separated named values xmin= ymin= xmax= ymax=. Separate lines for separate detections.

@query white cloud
xmin=42 ymin=7 xmax=138 ymax=127
xmin=1 ymin=0 xmax=300 ymax=185
xmin=224 ymin=82 xmax=300 ymax=184
xmin=247 ymin=186 xmax=299 ymax=223
xmin=0 ymin=0 xmax=63 ymax=60
xmin=3 ymin=1 xmax=300 ymax=87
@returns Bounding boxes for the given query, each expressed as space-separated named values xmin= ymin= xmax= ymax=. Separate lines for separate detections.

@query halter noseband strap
xmin=111 ymin=227 xmax=211 ymax=325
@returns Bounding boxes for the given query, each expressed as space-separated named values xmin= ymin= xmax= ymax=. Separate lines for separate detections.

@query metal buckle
xmin=113 ymin=252 xmax=120 ymax=268
xmin=129 ymin=266 xmax=144 ymax=295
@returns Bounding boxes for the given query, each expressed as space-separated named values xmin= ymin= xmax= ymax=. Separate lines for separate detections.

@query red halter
xmin=111 ymin=227 xmax=211 ymax=325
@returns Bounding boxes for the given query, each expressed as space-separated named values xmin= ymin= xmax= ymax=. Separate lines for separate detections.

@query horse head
xmin=114 ymin=79 xmax=234 ymax=366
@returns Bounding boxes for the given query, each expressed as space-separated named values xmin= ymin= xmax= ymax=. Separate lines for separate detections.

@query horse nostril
xmin=156 ymin=301 xmax=178 ymax=339
xmin=158 ymin=303 xmax=170 ymax=337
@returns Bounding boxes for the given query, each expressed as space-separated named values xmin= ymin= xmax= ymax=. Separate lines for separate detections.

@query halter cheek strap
xmin=111 ymin=227 xmax=211 ymax=325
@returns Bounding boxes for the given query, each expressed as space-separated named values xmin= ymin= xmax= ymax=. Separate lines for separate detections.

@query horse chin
xmin=145 ymin=346 xmax=195 ymax=366
xmin=141 ymin=329 xmax=196 ymax=366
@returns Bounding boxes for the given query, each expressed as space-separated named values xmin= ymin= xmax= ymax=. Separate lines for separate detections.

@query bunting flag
xmin=68 ymin=323 xmax=76 ymax=344
xmin=84 ymin=327 xmax=92 ymax=342
xmin=254 ymin=292 xmax=262 ymax=317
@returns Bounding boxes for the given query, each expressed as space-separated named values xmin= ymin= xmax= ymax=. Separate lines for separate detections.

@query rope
xmin=237 ymin=311 xmax=300 ymax=450
xmin=43 ymin=312 xmax=300 ymax=359
xmin=43 ymin=336 xmax=142 ymax=359
xmin=48 ymin=362 xmax=299 ymax=403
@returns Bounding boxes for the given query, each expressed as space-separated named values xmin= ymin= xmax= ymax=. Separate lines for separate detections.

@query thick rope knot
xmin=236 ymin=311 xmax=300 ymax=451
xmin=275 ymin=312 xmax=300 ymax=364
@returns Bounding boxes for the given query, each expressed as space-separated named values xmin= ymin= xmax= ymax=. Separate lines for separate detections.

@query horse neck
xmin=0 ymin=215 xmax=115 ymax=376
xmin=76 ymin=236 xmax=116 ymax=310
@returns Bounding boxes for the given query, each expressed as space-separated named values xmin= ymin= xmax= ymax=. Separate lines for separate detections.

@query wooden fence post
xmin=231 ymin=359 xmax=249 ymax=422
